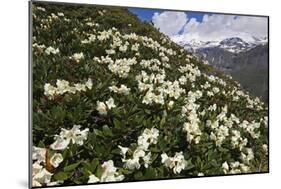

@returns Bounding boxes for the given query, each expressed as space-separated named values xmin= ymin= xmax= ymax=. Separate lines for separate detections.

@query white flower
xmin=45 ymin=46 xmax=59 ymax=55
xmin=240 ymin=164 xmax=250 ymax=173
xmin=179 ymin=76 xmax=187 ymax=85
xmin=96 ymin=101 xmax=107 ymax=115
xmin=213 ymin=87 xmax=220 ymax=94
xmin=118 ymin=145 xmax=129 ymax=158
xmin=36 ymin=6 xmax=46 ymax=11
xmin=173 ymin=152 xmax=187 ymax=174
xmin=33 ymin=162 xmax=43 ymax=177
xmin=137 ymin=136 xmax=150 ymax=151
xmin=183 ymin=116 xmax=201 ymax=144
xmin=106 ymin=97 xmax=116 ymax=109
xmin=88 ymin=175 xmax=100 ymax=183
xmin=198 ymin=172 xmax=204 ymax=176
xmin=50 ymin=135 xmax=70 ymax=150
xmin=108 ymin=58 xmax=137 ymax=78
xmin=262 ymin=144 xmax=268 ymax=154
xmin=106 ymin=49 xmax=116 ymax=55
xmin=119 ymin=45 xmax=128 ymax=52
xmin=74 ymin=83 xmax=86 ymax=92
xmin=222 ymin=162 xmax=229 ymax=174
xmin=122 ymin=128 xmax=159 ymax=170
xmin=50 ymin=125 xmax=89 ymax=150
xmin=143 ymin=152 xmax=151 ymax=168
xmin=50 ymin=153 xmax=63 ymax=168
xmin=241 ymin=148 xmax=254 ymax=163
xmin=85 ymin=79 xmax=93 ymax=89
xmin=44 ymin=78 xmax=92 ymax=99
xmin=140 ymin=128 xmax=159 ymax=146
xmin=161 ymin=152 xmax=187 ymax=174
xmin=57 ymin=12 xmax=64 ymax=17
xmin=208 ymin=104 xmax=217 ymax=111
xmin=100 ymin=160 xmax=124 ymax=182
xmin=133 ymin=148 xmax=146 ymax=159
xmin=123 ymin=158 xmax=141 ymax=170
xmin=61 ymin=125 xmax=89 ymax=145
xmin=109 ymin=84 xmax=130 ymax=95
xmin=71 ymin=52 xmax=84 ymax=63
xmin=33 ymin=147 xmax=46 ymax=164
xmin=131 ymin=43 xmax=139 ymax=51
xmin=32 ymin=163 xmax=44 ymax=187
xmin=161 ymin=153 xmax=171 ymax=166
xmin=118 ymin=85 xmax=130 ymax=95
xmin=168 ymin=101 xmax=174 ymax=110
xmin=32 ymin=164 xmax=53 ymax=187
xmin=44 ymin=83 xmax=57 ymax=99
xmin=56 ymin=80 xmax=70 ymax=94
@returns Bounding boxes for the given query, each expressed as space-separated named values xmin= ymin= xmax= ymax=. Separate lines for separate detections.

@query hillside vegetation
xmin=31 ymin=2 xmax=268 ymax=187
xmin=196 ymin=44 xmax=268 ymax=102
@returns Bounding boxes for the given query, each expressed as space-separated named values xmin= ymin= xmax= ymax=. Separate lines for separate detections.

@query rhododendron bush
xmin=31 ymin=2 xmax=269 ymax=187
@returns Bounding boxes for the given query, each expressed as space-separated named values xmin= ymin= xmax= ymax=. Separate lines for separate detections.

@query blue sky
xmin=129 ymin=8 xmax=206 ymax=22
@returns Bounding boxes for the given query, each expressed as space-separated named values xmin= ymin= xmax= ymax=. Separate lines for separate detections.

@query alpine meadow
xmin=30 ymin=2 xmax=269 ymax=188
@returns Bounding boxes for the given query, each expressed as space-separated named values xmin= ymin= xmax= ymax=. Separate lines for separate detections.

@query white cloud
xmin=152 ymin=11 xmax=188 ymax=36
xmin=152 ymin=11 xmax=268 ymax=43
xmin=179 ymin=14 xmax=268 ymax=42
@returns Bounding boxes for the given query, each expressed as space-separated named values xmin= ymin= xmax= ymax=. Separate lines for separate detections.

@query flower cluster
xmin=88 ymin=160 xmax=124 ymax=183
xmin=231 ymin=130 xmax=248 ymax=150
xmin=107 ymin=58 xmax=137 ymax=78
xmin=32 ymin=147 xmax=64 ymax=187
xmin=182 ymin=91 xmax=202 ymax=144
xmin=222 ymin=161 xmax=250 ymax=174
xmin=109 ymin=84 xmax=131 ymax=95
xmin=96 ymin=97 xmax=116 ymax=115
xmin=239 ymin=120 xmax=261 ymax=139
xmin=178 ymin=64 xmax=201 ymax=82
xmin=161 ymin=151 xmax=187 ymax=174
xmin=45 ymin=46 xmax=59 ymax=55
xmin=50 ymin=125 xmax=89 ymax=150
xmin=44 ymin=79 xmax=93 ymax=99
xmin=136 ymin=71 xmax=185 ymax=105
xmin=120 ymin=128 xmax=159 ymax=170
xmin=69 ymin=52 xmax=84 ymax=63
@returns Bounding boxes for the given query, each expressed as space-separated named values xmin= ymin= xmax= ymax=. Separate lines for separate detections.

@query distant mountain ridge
xmin=177 ymin=36 xmax=268 ymax=54
xmin=176 ymin=37 xmax=268 ymax=102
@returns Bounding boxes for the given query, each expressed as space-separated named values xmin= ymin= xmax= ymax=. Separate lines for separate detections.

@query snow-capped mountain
xmin=218 ymin=37 xmax=251 ymax=53
xmin=176 ymin=36 xmax=268 ymax=54
xmin=175 ymin=36 xmax=268 ymax=101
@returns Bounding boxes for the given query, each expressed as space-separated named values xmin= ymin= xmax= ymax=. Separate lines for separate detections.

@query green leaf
xmin=134 ymin=171 xmax=143 ymax=179
xmin=113 ymin=118 xmax=122 ymax=129
xmin=159 ymin=116 xmax=166 ymax=128
xmin=144 ymin=167 xmax=156 ymax=179
xmin=95 ymin=165 xmax=103 ymax=178
xmin=53 ymin=172 xmax=69 ymax=181
xmin=102 ymin=125 xmax=113 ymax=137
xmin=81 ymin=161 xmax=93 ymax=173
xmin=185 ymin=158 xmax=195 ymax=170
xmin=91 ymin=159 xmax=99 ymax=172
xmin=120 ymin=168 xmax=134 ymax=175
xmin=94 ymin=129 xmax=104 ymax=138
xmin=63 ymin=162 xmax=80 ymax=172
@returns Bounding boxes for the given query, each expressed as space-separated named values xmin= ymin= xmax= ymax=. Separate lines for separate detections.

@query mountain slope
xmin=192 ymin=44 xmax=268 ymax=101
xmin=31 ymin=2 xmax=269 ymax=187
xmin=231 ymin=44 xmax=269 ymax=102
